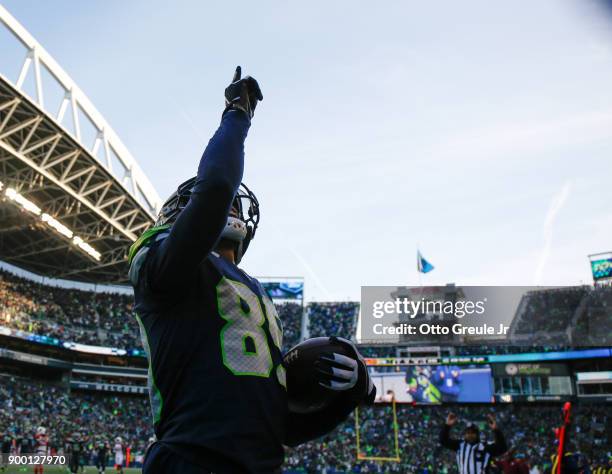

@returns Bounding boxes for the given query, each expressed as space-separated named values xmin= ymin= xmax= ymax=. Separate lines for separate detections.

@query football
xmin=283 ymin=337 xmax=358 ymax=414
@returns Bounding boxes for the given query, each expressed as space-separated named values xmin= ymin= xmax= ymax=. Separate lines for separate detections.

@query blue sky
xmin=2 ymin=0 xmax=612 ymax=300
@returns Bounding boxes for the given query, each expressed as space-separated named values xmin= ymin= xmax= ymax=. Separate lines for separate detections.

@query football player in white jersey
xmin=113 ymin=437 xmax=124 ymax=474
xmin=33 ymin=427 xmax=49 ymax=474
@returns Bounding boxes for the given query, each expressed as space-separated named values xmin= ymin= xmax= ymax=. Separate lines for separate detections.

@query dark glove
xmin=316 ymin=336 xmax=376 ymax=405
xmin=224 ymin=66 xmax=263 ymax=120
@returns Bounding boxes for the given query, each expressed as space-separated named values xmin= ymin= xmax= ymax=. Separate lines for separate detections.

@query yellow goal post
xmin=355 ymin=398 xmax=401 ymax=463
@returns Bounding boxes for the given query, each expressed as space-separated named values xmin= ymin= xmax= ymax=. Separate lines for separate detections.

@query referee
xmin=440 ymin=412 xmax=507 ymax=474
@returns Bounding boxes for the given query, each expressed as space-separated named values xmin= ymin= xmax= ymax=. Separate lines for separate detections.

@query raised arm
xmin=145 ymin=67 xmax=262 ymax=292
xmin=439 ymin=413 xmax=461 ymax=451
xmin=484 ymin=414 xmax=508 ymax=456
xmin=147 ymin=110 xmax=248 ymax=291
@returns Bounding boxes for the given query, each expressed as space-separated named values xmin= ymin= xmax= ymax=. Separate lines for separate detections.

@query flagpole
xmin=417 ymin=247 xmax=423 ymax=298
xmin=419 ymin=269 xmax=423 ymax=299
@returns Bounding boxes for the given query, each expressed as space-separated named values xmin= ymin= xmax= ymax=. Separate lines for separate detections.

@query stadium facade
xmin=0 ymin=5 xmax=159 ymax=283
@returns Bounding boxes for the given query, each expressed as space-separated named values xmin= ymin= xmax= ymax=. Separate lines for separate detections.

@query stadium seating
xmin=284 ymin=403 xmax=610 ymax=473
xmin=0 ymin=375 xmax=152 ymax=464
xmin=307 ymin=302 xmax=359 ymax=339
xmin=0 ymin=269 xmax=141 ymax=348
xmin=512 ymin=287 xmax=588 ymax=342
xmin=1 ymin=271 xmax=611 ymax=472
xmin=573 ymin=285 xmax=612 ymax=346
xmin=3 ymin=269 xmax=610 ymax=356
xmin=1 ymin=374 xmax=609 ymax=472
xmin=275 ymin=302 xmax=303 ymax=352
xmin=0 ymin=270 xmax=306 ymax=352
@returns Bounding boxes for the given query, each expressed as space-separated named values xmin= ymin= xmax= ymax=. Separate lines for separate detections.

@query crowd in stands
xmin=276 ymin=302 xmax=303 ymax=352
xmin=285 ymin=403 xmax=611 ymax=473
xmin=1 ymin=269 xmax=611 ymax=470
xmin=512 ymin=287 xmax=587 ymax=341
xmin=573 ymin=285 xmax=612 ymax=346
xmin=0 ymin=270 xmax=307 ymax=352
xmin=2 ymin=268 xmax=611 ymax=354
xmin=0 ymin=269 xmax=141 ymax=348
xmin=0 ymin=375 xmax=152 ymax=465
xmin=308 ymin=302 xmax=358 ymax=339
xmin=2 ymin=374 xmax=609 ymax=473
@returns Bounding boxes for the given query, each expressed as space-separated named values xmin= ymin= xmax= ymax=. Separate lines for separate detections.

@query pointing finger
xmin=232 ymin=66 xmax=242 ymax=82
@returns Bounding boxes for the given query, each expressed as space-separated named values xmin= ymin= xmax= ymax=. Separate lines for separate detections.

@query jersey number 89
xmin=216 ymin=278 xmax=283 ymax=379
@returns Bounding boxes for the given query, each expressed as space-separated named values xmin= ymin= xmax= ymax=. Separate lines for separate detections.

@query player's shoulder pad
xmin=128 ymin=225 xmax=170 ymax=287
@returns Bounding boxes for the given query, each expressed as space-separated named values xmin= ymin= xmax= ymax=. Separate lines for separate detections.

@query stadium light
xmin=0 ymin=181 xmax=102 ymax=261
xmin=5 ymin=187 xmax=42 ymax=215
xmin=72 ymin=236 xmax=101 ymax=261
xmin=41 ymin=213 xmax=73 ymax=239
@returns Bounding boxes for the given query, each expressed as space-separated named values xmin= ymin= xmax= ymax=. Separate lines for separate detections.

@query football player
xmin=0 ymin=430 xmax=10 ymax=473
xmin=66 ymin=433 xmax=83 ymax=474
xmin=130 ymin=67 xmax=374 ymax=473
xmin=95 ymin=439 xmax=109 ymax=474
xmin=1 ymin=431 xmax=10 ymax=453
xmin=432 ymin=365 xmax=461 ymax=402
xmin=113 ymin=437 xmax=124 ymax=474
xmin=33 ymin=426 xmax=48 ymax=474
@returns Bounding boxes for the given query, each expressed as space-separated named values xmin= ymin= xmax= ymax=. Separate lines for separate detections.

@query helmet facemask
xmin=155 ymin=177 xmax=259 ymax=264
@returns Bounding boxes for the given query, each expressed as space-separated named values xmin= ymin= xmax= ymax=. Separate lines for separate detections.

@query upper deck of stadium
xmin=0 ymin=5 xmax=160 ymax=283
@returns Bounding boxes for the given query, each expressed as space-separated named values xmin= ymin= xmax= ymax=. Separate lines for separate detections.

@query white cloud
xmin=533 ymin=181 xmax=572 ymax=284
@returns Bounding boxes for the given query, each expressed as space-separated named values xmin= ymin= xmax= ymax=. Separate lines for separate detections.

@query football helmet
xmin=36 ymin=426 xmax=46 ymax=435
xmin=155 ymin=177 xmax=260 ymax=264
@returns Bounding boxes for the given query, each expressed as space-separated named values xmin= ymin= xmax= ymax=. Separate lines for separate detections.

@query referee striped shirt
xmin=455 ymin=440 xmax=491 ymax=474
xmin=440 ymin=425 xmax=507 ymax=474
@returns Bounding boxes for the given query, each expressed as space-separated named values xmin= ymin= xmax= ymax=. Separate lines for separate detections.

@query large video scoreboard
xmin=366 ymin=348 xmax=612 ymax=404
xmin=589 ymin=252 xmax=612 ymax=282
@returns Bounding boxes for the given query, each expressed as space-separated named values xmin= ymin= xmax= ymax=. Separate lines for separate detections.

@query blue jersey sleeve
xmin=146 ymin=110 xmax=250 ymax=292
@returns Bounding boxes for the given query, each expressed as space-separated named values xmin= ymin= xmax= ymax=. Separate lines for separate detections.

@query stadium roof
xmin=0 ymin=6 xmax=160 ymax=283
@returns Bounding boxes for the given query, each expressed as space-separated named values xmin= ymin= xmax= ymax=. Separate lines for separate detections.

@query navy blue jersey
xmin=133 ymin=243 xmax=287 ymax=473
xmin=96 ymin=444 xmax=108 ymax=462
xmin=130 ymin=110 xmax=287 ymax=473
xmin=1 ymin=435 xmax=11 ymax=453
xmin=67 ymin=441 xmax=84 ymax=460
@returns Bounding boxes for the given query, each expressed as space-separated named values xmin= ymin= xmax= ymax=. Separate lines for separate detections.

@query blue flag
xmin=417 ymin=250 xmax=434 ymax=273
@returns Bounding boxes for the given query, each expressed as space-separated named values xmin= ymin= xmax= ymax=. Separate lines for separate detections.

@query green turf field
xmin=1 ymin=467 xmax=141 ymax=474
